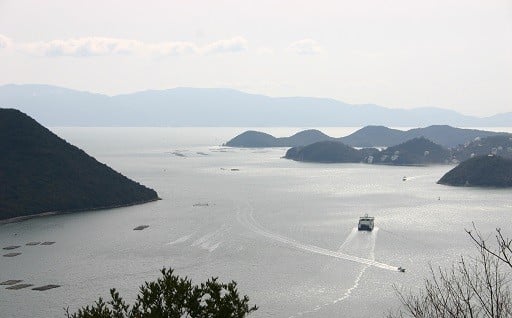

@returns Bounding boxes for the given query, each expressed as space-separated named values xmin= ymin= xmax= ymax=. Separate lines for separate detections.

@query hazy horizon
xmin=2 ymin=83 xmax=512 ymax=120
xmin=1 ymin=0 xmax=511 ymax=117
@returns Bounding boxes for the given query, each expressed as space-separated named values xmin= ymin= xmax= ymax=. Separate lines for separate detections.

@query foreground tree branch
xmin=388 ymin=226 xmax=512 ymax=318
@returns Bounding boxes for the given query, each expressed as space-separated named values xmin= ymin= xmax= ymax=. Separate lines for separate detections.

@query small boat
xmin=358 ymin=214 xmax=375 ymax=231
xmin=398 ymin=267 xmax=406 ymax=273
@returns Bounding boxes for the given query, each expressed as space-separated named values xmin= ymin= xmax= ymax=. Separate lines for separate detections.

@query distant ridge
xmin=225 ymin=125 xmax=507 ymax=148
xmin=0 ymin=108 xmax=159 ymax=221
xmin=1 ymin=84 xmax=511 ymax=127
xmin=341 ymin=125 xmax=504 ymax=148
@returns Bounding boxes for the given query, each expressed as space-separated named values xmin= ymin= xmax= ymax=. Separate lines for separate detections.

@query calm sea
xmin=1 ymin=127 xmax=511 ymax=317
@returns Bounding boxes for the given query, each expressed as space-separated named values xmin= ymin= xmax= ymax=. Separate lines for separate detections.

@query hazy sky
xmin=0 ymin=0 xmax=511 ymax=116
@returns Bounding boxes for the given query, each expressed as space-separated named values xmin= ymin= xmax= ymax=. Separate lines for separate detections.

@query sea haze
xmin=1 ymin=127 xmax=511 ymax=317
xmin=1 ymin=84 xmax=512 ymax=127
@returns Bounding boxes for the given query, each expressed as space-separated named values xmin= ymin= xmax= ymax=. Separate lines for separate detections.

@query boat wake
xmin=191 ymin=226 xmax=227 ymax=252
xmin=290 ymin=229 xmax=379 ymax=317
xmin=237 ymin=207 xmax=397 ymax=271
xmin=331 ymin=228 xmax=377 ymax=303
xmin=338 ymin=227 xmax=358 ymax=251
xmin=167 ymin=234 xmax=193 ymax=246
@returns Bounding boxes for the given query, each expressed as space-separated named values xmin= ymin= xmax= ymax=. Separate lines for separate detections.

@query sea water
xmin=0 ymin=127 xmax=511 ymax=318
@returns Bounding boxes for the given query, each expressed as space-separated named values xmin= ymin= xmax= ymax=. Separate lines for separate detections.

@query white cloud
xmin=288 ymin=39 xmax=323 ymax=55
xmin=23 ymin=37 xmax=144 ymax=57
xmin=0 ymin=34 xmax=12 ymax=49
xmin=149 ymin=41 xmax=198 ymax=56
xmin=201 ymin=36 xmax=248 ymax=54
xmin=18 ymin=36 xmax=249 ymax=57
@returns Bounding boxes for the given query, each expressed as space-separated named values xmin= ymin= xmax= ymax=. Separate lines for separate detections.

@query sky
xmin=0 ymin=0 xmax=511 ymax=116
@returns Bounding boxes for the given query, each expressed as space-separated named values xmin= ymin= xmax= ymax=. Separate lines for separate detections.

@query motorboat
xmin=398 ymin=267 xmax=406 ymax=273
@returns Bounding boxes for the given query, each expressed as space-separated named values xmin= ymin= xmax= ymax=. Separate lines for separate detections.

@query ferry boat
xmin=358 ymin=214 xmax=375 ymax=231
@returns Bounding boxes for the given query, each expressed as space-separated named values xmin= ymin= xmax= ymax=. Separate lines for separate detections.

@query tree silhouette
xmin=66 ymin=268 xmax=257 ymax=318
xmin=388 ymin=225 xmax=512 ymax=318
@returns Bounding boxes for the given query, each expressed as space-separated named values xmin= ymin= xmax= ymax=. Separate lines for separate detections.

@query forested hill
xmin=437 ymin=156 xmax=512 ymax=187
xmin=225 ymin=129 xmax=334 ymax=147
xmin=376 ymin=137 xmax=451 ymax=165
xmin=0 ymin=108 xmax=159 ymax=220
xmin=225 ymin=125 xmax=506 ymax=149
xmin=284 ymin=137 xmax=451 ymax=165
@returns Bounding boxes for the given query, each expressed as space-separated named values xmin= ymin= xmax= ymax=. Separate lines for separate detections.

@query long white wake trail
xmin=239 ymin=210 xmax=397 ymax=271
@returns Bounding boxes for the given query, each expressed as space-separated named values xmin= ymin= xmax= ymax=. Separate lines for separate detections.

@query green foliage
xmin=66 ymin=268 xmax=258 ymax=318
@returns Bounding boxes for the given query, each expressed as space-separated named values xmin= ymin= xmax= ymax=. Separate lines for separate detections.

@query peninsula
xmin=438 ymin=155 xmax=512 ymax=187
xmin=0 ymin=109 xmax=159 ymax=221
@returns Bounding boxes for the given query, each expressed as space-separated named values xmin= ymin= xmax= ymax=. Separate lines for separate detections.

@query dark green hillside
xmin=452 ymin=135 xmax=512 ymax=161
xmin=375 ymin=137 xmax=450 ymax=165
xmin=438 ymin=156 xmax=512 ymax=187
xmin=284 ymin=141 xmax=363 ymax=163
xmin=0 ymin=109 xmax=159 ymax=220
xmin=284 ymin=137 xmax=450 ymax=165
xmin=224 ymin=130 xmax=278 ymax=147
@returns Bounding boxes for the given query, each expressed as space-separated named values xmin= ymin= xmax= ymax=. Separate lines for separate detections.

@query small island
xmin=285 ymin=137 xmax=451 ymax=166
xmin=374 ymin=137 xmax=451 ymax=165
xmin=437 ymin=155 xmax=512 ymax=187
xmin=0 ymin=108 xmax=159 ymax=221
xmin=284 ymin=140 xmax=363 ymax=163
xmin=224 ymin=129 xmax=333 ymax=147
xmin=224 ymin=125 xmax=507 ymax=148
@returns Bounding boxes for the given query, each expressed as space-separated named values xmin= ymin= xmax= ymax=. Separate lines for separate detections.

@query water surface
xmin=1 ymin=127 xmax=511 ymax=317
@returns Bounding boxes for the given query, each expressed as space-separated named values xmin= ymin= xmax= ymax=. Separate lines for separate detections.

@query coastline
xmin=0 ymin=197 xmax=161 ymax=225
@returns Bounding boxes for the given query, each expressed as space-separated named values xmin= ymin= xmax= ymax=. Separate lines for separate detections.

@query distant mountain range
xmin=1 ymin=84 xmax=511 ymax=127
xmin=225 ymin=125 xmax=509 ymax=148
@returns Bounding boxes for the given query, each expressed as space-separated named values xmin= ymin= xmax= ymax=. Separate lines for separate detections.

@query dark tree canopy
xmin=0 ymin=109 xmax=158 ymax=220
xmin=66 ymin=267 xmax=258 ymax=318
xmin=438 ymin=155 xmax=512 ymax=187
